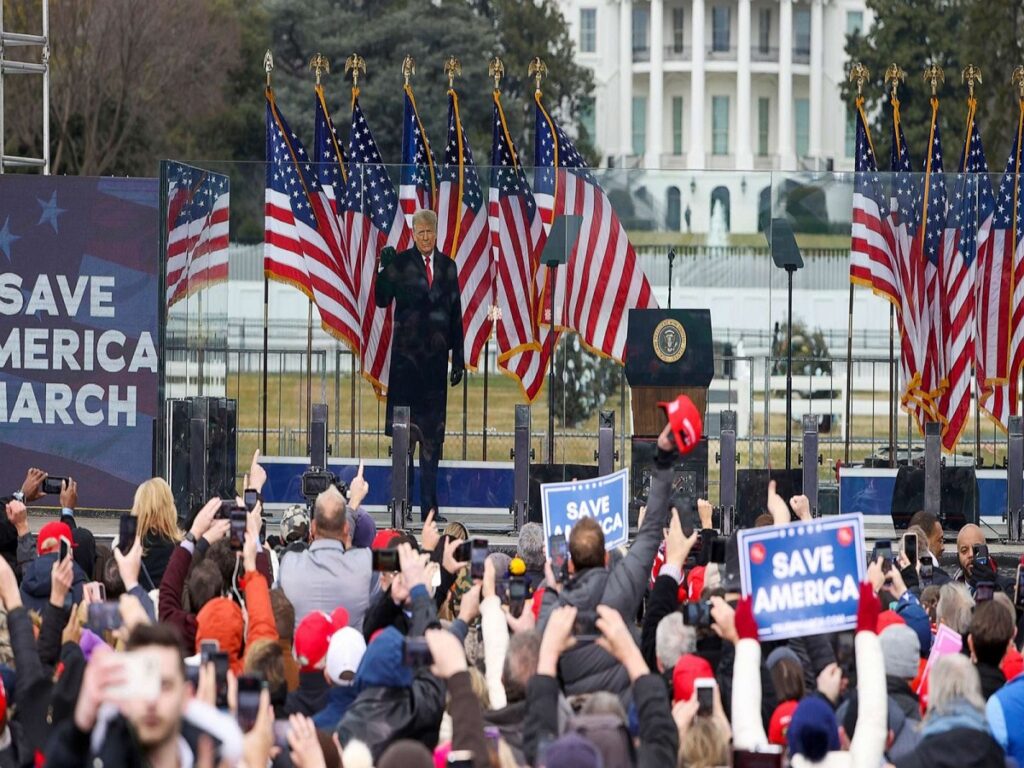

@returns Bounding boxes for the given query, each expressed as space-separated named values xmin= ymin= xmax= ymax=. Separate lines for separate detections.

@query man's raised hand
xmin=379 ymin=246 xmax=397 ymax=269
xmin=347 ymin=460 xmax=369 ymax=510
xmin=20 ymin=468 xmax=46 ymax=503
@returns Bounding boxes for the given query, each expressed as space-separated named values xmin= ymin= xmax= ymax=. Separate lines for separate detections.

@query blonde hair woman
xmin=131 ymin=477 xmax=182 ymax=589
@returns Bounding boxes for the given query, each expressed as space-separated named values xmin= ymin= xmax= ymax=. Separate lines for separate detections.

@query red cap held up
xmin=657 ymin=394 xmax=702 ymax=454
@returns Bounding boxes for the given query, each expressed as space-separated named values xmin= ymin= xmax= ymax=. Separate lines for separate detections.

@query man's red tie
xmin=424 ymin=254 xmax=432 ymax=288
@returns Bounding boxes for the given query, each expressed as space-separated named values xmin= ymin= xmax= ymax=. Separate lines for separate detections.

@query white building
xmin=560 ymin=0 xmax=873 ymax=233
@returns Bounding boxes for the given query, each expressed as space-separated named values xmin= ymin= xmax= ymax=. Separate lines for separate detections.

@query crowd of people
xmin=0 ymin=426 xmax=1022 ymax=767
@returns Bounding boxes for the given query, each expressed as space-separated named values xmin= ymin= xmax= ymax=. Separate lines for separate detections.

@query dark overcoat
xmin=373 ymin=246 xmax=464 ymax=444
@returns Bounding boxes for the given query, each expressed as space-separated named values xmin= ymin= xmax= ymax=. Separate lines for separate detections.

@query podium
xmin=625 ymin=309 xmax=714 ymax=525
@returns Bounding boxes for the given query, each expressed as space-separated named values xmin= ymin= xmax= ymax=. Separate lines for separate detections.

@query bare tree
xmin=4 ymin=0 xmax=240 ymax=175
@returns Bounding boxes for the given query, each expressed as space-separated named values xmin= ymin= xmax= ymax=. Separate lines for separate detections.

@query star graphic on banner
xmin=36 ymin=191 xmax=66 ymax=232
xmin=0 ymin=217 xmax=21 ymax=261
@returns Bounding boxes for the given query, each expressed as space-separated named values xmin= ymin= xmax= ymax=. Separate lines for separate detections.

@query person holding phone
xmin=17 ymin=520 xmax=86 ymax=614
xmin=129 ymin=478 xmax=184 ymax=590
xmin=536 ymin=416 xmax=682 ymax=699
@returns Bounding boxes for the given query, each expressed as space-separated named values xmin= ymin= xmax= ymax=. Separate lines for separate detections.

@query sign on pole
xmin=738 ymin=513 xmax=866 ymax=641
xmin=541 ymin=468 xmax=630 ymax=554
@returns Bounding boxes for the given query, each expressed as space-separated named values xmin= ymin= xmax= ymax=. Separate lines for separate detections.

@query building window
xmin=846 ymin=10 xmax=863 ymax=37
xmin=579 ymin=97 xmax=596 ymax=143
xmin=632 ymin=96 xmax=647 ymax=157
xmin=632 ymin=7 xmax=649 ymax=56
xmin=845 ymin=106 xmax=856 ymax=158
xmin=580 ymin=8 xmax=597 ymax=53
xmin=672 ymin=7 xmax=685 ymax=53
xmin=795 ymin=98 xmax=810 ymax=157
xmin=712 ymin=6 xmax=730 ymax=52
xmin=712 ymin=95 xmax=729 ymax=155
xmin=794 ymin=8 xmax=811 ymax=55
xmin=758 ymin=97 xmax=770 ymax=156
xmin=758 ymin=8 xmax=771 ymax=53
xmin=672 ymin=96 xmax=684 ymax=155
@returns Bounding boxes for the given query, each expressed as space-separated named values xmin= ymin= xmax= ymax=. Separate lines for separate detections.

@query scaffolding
xmin=0 ymin=0 xmax=49 ymax=173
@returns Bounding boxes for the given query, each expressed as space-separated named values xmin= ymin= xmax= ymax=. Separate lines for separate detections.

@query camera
xmin=573 ymin=609 xmax=599 ymax=640
xmin=681 ymin=600 xmax=712 ymax=628
xmin=301 ymin=467 xmax=348 ymax=504
xmin=372 ymin=549 xmax=399 ymax=572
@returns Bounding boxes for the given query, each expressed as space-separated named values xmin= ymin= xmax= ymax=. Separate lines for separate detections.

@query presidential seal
xmin=653 ymin=318 xmax=686 ymax=363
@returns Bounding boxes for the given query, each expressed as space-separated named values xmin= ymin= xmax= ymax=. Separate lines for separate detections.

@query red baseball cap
xmin=293 ymin=607 xmax=350 ymax=671
xmin=657 ymin=395 xmax=702 ymax=454
xmin=37 ymin=521 xmax=76 ymax=555
xmin=768 ymin=699 xmax=799 ymax=745
xmin=672 ymin=653 xmax=714 ymax=703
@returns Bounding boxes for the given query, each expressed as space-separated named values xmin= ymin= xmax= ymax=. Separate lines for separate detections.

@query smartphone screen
xmin=229 ymin=509 xmax=247 ymax=551
xmin=902 ymin=533 xmax=918 ymax=566
xmin=43 ymin=476 xmax=66 ymax=495
xmin=59 ymin=536 xmax=70 ymax=562
xmin=87 ymin=602 xmax=122 ymax=632
xmin=974 ymin=544 xmax=991 ymax=570
xmin=470 ymin=538 xmax=488 ymax=580
xmin=403 ymin=637 xmax=433 ymax=667
xmin=372 ymin=549 xmax=399 ymax=572
xmin=508 ymin=578 xmax=527 ymax=618
xmin=1016 ymin=565 xmax=1024 ymax=610
xmin=976 ymin=581 xmax=995 ymax=602
xmin=200 ymin=640 xmax=219 ymax=664
xmin=696 ymin=679 xmax=715 ymax=716
xmin=212 ymin=652 xmax=229 ymax=709
xmin=920 ymin=555 xmax=934 ymax=585
xmin=118 ymin=514 xmax=138 ymax=555
xmin=874 ymin=540 xmax=893 ymax=573
xmin=243 ymin=489 xmax=259 ymax=511
xmin=454 ymin=540 xmax=472 ymax=562
xmin=236 ymin=675 xmax=262 ymax=732
xmin=549 ymin=534 xmax=568 ymax=581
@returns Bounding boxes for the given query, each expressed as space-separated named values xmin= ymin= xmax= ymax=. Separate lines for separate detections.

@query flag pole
xmin=890 ymin=305 xmax=896 ymax=467
xmin=482 ymin=58 xmax=505 ymax=464
xmin=306 ymin=54 xmax=329 ymax=450
xmin=261 ymin=50 xmax=274 ymax=454
xmin=844 ymin=63 xmax=868 ymax=465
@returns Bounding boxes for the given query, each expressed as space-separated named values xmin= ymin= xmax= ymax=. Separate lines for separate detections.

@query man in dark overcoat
xmin=374 ymin=209 xmax=464 ymax=522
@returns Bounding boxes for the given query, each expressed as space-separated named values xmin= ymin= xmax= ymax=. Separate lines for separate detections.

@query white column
xmin=687 ymin=0 xmax=706 ymax=168
xmin=777 ymin=0 xmax=795 ymax=169
xmin=808 ymin=0 xmax=824 ymax=164
xmin=646 ymin=0 xmax=664 ymax=168
xmin=619 ymin=0 xmax=634 ymax=160
xmin=735 ymin=0 xmax=753 ymax=168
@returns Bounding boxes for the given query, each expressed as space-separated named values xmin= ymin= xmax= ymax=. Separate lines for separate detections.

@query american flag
xmin=437 ymin=88 xmax=492 ymax=370
xmin=340 ymin=94 xmax=411 ymax=395
xmin=533 ymin=91 xmax=657 ymax=362
xmin=939 ymin=105 xmax=990 ymax=451
xmin=165 ymin=161 xmax=229 ymax=309
xmin=980 ymin=109 xmax=1024 ymax=430
xmin=888 ymin=98 xmax=925 ymax=423
xmin=849 ymin=99 xmax=899 ymax=306
xmin=916 ymin=100 xmax=948 ymax=425
xmin=399 ymin=83 xmax=437 ymax=226
xmin=489 ymin=89 xmax=549 ymax=402
xmin=311 ymin=84 xmax=362 ymax=352
xmin=264 ymin=87 xmax=360 ymax=352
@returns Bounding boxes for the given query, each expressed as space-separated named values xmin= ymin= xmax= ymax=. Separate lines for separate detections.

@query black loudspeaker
xmin=527 ymin=464 xmax=600 ymax=524
xmin=735 ymin=469 xmax=803 ymax=529
xmin=167 ymin=400 xmax=192 ymax=518
xmin=629 ymin=437 xmax=709 ymax=527
xmin=890 ymin=466 xmax=978 ymax=531
xmin=165 ymin=397 xmax=238 ymax=524
xmin=310 ymin=403 xmax=329 ymax=469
